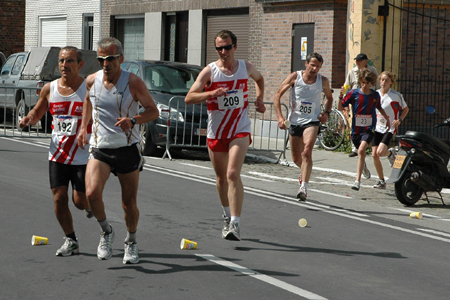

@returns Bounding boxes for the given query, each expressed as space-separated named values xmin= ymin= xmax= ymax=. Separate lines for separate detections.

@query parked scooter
xmin=387 ymin=118 xmax=450 ymax=206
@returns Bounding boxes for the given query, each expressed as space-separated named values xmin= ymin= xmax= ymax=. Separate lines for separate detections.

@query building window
xmin=115 ymin=16 xmax=144 ymax=60
xmin=83 ymin=14 xmax=94 ymax=50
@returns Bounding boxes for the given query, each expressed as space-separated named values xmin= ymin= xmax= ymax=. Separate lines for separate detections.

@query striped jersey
xmin=48 ymin=79 xmax=91 ymax=165
xmin=341 ymin=89 xmax=381 ymax=135
xmin=205 ymin=60 xmax=250 ymax=139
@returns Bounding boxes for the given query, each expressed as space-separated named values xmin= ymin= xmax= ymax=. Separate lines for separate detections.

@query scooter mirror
xmin=426 ymin=105 xmax=435 ymax=114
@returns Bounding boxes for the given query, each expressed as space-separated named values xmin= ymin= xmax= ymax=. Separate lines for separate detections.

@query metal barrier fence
xmin=0 ymin=86 xmax=51 ymax=138
xmin=162 ymin=96 xmax=289 ymax=163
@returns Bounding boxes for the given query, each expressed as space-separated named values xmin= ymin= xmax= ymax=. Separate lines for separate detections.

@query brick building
xmin=0 ymin=0 xmax=25 ymax=58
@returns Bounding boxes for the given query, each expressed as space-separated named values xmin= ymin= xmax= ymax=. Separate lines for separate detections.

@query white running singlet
xmin=205 ymin=60 xmax=250 ymax=139
xmin=375 ymin=88 xmax=408 ymax=134
xmin=48 ymin=79 xmax=90 ymax=165
xmin=89 ymin=70 xmax=140 ymax=148
xmin=288 ymin=71 xmax=323 ymax=126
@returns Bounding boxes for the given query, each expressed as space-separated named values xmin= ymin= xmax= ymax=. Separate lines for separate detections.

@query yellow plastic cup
xmin=284 ymin=120 xmax=291 ymax=128
xmin=180 ymin=238 xmax=197 ymax=250
xmin=298 ymin=218 xmax=308 ymax=227
xmin=410 ymin=212 xmax=422 ymax=219
xmin=31 ymin=235 xmax=48 ymax=246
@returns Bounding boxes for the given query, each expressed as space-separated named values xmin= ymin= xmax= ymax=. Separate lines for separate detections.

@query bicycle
xmin=317 ymin=92 xmax=347 ymax=151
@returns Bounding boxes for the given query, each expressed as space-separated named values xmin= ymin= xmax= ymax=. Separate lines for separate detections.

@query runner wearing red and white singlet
xmin=186 ymin=30 xmax=265 ymax=241
xmin=48 ymin=79 xmax=91 ymax=165
xmin=205 ymin=59 xmax=251 ymax=140
xmin=19 ymin=47 xmax=94 ymax=257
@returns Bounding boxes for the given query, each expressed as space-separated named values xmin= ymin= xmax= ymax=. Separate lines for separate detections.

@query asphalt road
xmin=1 ymin=135 xmax=450 ymax=300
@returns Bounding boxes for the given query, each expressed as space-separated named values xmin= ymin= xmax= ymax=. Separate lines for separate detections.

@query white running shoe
xmin=97 ymin=226 xmax=115 ymax=260
xmin=225 ymin=222 xmax=241 ymax=241
xmin=352 ymin=181 xmax=361 ymax=191
xmin=373 ymin=179 xmax=387 ymax=189
xmin=123 ymin=242 xmax=139 ymax=264
xmin=297 ymin=186 xmax=307 ymax=201
xmin=55 ymin=237 xmax=79 ymax=257
xmin=221 ymin=215 xmax=231 ymax=239
xmin=388 ymin=148 xmax=397 ymax=167
xmin=363 ymin=163 xmax=371 ymax=179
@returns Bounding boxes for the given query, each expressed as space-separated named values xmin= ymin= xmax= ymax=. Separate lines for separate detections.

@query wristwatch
xmin=130 ymin=117 xmax=137 ymax=127
xmin=324 ymin=111 xmax=331 ymax=115
xmin=398 ymin=118 xmax=403 ymax=123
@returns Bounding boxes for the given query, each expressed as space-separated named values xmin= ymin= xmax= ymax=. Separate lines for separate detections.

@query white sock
xmin=222 ymin=206 xmax=231 ymax=218
xmin=230 ymin=216 xmax=240 ymax=224
xmin=301 ymin=182 xmax=309 ymax=189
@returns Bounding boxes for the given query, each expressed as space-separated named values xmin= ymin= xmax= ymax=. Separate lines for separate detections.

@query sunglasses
xmin=215 ymin=44 xmax=235 ymax=51
xmin=97 ymin=54 xmax=121 ymax=63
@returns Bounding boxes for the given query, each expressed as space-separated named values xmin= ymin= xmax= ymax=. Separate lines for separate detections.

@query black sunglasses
xmin=215 ymin=44 xmax=235 ymax=51
xmin=97 ymin=54 xmax=121 ymax=63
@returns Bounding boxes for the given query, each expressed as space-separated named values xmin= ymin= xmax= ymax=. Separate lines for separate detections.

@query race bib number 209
xmin=217 ymin=90 xmax=244 ymax=110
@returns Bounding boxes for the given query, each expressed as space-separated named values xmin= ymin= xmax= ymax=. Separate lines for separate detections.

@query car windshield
xmin=143 ymin=64 xmax=201 ymax=95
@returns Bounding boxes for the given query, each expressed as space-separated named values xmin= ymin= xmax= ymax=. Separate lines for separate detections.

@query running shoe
xmin=349 ymin=151 xmax=358 ymax=157
xmin=123 ymin=242 xmax=139 ymax=264
xmin=221 ymin=215 xmax=231 ymax=239
xmin=225 ymin=222 xmax=241 ymax=241
xmin=55 ymin=237 xmax=79 ymax=257
xmin=84 ymin=208 xmax=94 ymax=219
xmin=352 ymin=181 xmax=361 ymax=191
xmin=363 ymin=163 xmax=371 ymax=179
xmin=97 ymin=226 xmax=115 ymax=260
xmin=388 ymin=148 xmax=397 ymax=167
xmin=297 ymin=186 xmax=307 ymax=201
xmin=373 ymin=179 xmax=386 ymax=189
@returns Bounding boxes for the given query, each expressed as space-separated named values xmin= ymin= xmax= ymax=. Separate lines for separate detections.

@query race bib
xmin=355 ymin=114 xmax=372 ymax=127
xmin=376 ymin=113 xmax=386 ymax=126
xmin=217 ymin=90 xmax=244 ymax=110
xmin=295 ymin=101 xmax=316 ymax=116
xmin=53 ymin=116 xmax=77 ymax=136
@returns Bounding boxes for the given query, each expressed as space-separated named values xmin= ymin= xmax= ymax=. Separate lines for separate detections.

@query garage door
xmin=40 ymin=17 xmax=67 ymax=47
xmin=206 ymin=15 xmax=249 ymax=64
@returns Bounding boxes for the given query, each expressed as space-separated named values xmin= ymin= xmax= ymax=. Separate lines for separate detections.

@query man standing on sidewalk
xmin=273 ymin=52 xmax=333 ymax=201
xmin=77 ymin=37 xmax=159 ymax=264
xmin=20 ymin=46 xmax=93 ymax=256
xmin=185 ymin=30 xmax=266 ymax=241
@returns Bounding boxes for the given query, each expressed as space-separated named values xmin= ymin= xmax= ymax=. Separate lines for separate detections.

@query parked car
xmin=121 ymin=60 xmax=208 ymax=156
xmin=0 ymin=47 xmax=100 ymax=130
xmin=0 ymin=52 xmax=6 ymax=68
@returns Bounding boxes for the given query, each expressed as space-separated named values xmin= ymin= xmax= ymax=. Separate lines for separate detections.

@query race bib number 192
xmin=53 ymin=116 xmax=77 ymax=136
xmin=217 ymin=90 xmax=244 ymax=110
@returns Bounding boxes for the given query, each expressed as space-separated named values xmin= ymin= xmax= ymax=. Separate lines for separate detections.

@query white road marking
xmin=180 ymin=162 xmax=212 ymax=169
xmin=196 ymin=254 xmax=328 ymax=300
xmin=416 ymin=228 xmax=450 ymax=238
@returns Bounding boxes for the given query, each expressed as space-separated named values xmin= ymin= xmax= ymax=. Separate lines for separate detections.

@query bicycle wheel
xmin=318 ymin=109 xmax=346 ymax=151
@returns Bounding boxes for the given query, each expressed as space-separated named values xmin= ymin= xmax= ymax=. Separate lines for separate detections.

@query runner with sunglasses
xmin=77 ymin=37 xmax=159 ymax=264
xmin=185 ymin=30 xmax=266 ymax=241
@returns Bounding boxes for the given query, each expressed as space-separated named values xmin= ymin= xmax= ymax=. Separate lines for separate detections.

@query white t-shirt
xmin=375 ymin=88 xmax=407 ymax=134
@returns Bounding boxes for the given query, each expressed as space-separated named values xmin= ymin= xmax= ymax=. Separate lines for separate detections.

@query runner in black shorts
xmin=49 ymin=162 xmax=86 ymax=192
xmin=90 ymin=144 xmax=142 ymax=176
xmin=288 ymin=122 xmax=320 ymax=137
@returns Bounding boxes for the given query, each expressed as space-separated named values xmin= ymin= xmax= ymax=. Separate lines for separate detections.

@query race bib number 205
xmin=217 ymin=90 xmax=244 ymax=110
xmin=53 ymin=116 xmax=77 ymax=136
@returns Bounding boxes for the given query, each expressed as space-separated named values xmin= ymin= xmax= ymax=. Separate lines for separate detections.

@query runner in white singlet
xmin=273 ymin=52 xmax=333 ymax=201
xmin=77 ymin=37 xmax=159 ymax=264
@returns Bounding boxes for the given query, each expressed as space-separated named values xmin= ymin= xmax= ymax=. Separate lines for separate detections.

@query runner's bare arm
xmin=19 ymin=83 xmax=50 ymax=128
xmin=77 ymin=73 xmax=95 ymax=149
xmin=246 ymin=61 xmax=265 ymax=113
xmin=185 ymin=66 xmax=227 ymax=105
xmin=273 ymin=72 xmax=296 ymax=129
xmin=318 ymin=76 xmax=333 ymax=123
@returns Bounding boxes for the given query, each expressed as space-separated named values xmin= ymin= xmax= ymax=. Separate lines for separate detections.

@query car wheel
xmin=139 ymin=123 xmax=157 ymax=156
xmin=16 ymin=99 xmax=29 ymax=132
